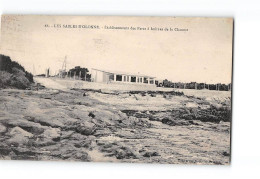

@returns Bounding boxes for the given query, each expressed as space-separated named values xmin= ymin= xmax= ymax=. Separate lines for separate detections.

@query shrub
xmin=10 ymin=74 xmax=30 ymax=89
xmin=0 ymin=54 xmax=34 ymax=83
xmin=0 ymin=71 xmax=12 ymax=88
xmin=0 ymin=70 xmax=30 ymax=89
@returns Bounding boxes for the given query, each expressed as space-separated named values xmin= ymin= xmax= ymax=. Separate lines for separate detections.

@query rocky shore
xmin=0 ymin=79 xmax=231 ymax=164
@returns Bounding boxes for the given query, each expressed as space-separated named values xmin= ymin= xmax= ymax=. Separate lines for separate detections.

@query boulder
xmin=186 ymin=102 xmax=199 ymax=108
xmin=9 ymin=126 xmax=33 ymax=137
xmin=143 ymin=151 xmax=159 ymax=157
xmin=41 ymin=127 xmax=61 ymax=141
xmin=0 ymin=123 xmax=7 ymax=133
xmin=8 ymin=126 xmax=33 ymax=144
xmin=76 ymin=121 xmax=96 ymax=136
xmin=211 ymin=103 xmax=223 ymax=110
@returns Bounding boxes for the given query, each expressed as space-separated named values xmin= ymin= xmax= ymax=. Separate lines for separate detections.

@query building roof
xmin=91 ymin=68 xmax=156 ymax=78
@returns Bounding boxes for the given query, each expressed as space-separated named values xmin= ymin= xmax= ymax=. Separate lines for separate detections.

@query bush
xmin=10 ymin=75 xmax=30 ymax=89
xmin=0 ymin=71 xmax=12 ymax=88
xmin=0 ymin=70 xmax=30 ymax=89
xmin=12 ymin=67 xmax=26 ymax=76
xmin=0 ymin=54 xmax=34 ymax=83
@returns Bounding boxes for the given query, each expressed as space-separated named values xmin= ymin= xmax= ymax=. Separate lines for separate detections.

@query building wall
xmin=103 ymin=71 xmax=110 ymax=83
xmin=96 ymin=70 xmax=104 ymax=82
xmin=92 ymin=69 xmax=156 ymax=85
xmin=92 ymin=69 xmax=103 ymax=82
xmin=92 ymin=69 xmax=111 ymax=83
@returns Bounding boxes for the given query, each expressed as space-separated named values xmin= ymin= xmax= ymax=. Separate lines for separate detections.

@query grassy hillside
xmin=0 ymin=54 xmax=34 ymax=89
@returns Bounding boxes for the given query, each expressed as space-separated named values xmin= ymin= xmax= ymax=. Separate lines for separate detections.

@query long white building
xmin=91 ymin=68 xmax=156 ymax=85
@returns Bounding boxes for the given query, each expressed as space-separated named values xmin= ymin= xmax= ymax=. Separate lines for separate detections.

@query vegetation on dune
xmin=0 ymin=54 xmax=34 ymax=89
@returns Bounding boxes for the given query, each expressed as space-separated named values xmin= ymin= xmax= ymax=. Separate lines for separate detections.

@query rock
xmin=75 ymin=152 xmax=89 ymax=161
xmin=7 ymin=126 xmax=33 ymax=144
xmin=127 ymin=116 xmax=139 ymax=124
xmin=88 ymin=112 xmax=95 ymax=118
xmin=188 ymin=120 xmax=200 ymax=125
xmin=0 ymin=123 xmax=7 ymax=133
xmin=41 ymin=127 xmax=61 ymax=141
xmin=94 ymin=128 xmax=112 ymax=137
xmin=9 ymin=126 xmax=33 ymax=137
xmin=211 ymin=103 xmax=223 ymax=110
xmin=116 ymin=130 xmax=135 ymax=138
xmin=200 ymin=105 xmax=211 ymax=110
xmin=12 ymin=147 xmax=36 ymax=157
xmin=115 ymin=149 xmax=127 ymax=159
xmin=162 ymin=118 xmax=190 ymax=126
xmin=0 ymin=144 xmax=12 ymax=155
xmin=223 ymin=151 xmax=230 ymax=156
xmin=91 ymin=110 xmax=119 ymax=126
xmin=143 ymin=151 xmax=159 ymax=157
xmin=161 ymin=117 xmax=171 ymax=125
xmin=60 ymin=130 xmax=75 ymax=139
xmin=3 ymin=117 xmax=46 ymax=135
xmin=115 ymin=148 xmax=136 ymax=159
xmin=186 ymin=102 xmax=199 ymax=108
xmin=76 ymin=121 xmax=96 ymax=136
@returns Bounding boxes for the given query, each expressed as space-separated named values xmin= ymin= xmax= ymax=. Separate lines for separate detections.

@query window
xmin=144 ymin=77 xmax=148 ymax=83
xmin=131 ymin=76 xmax=136 ymax=82
xmin=116 ymin=75 xmax=122 ymax=81
xmin=109 ymin=74 xmax=114 ymax=81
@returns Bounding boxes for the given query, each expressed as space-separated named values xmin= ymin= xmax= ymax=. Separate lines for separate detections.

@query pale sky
xmin=1 ymin=15 xmax=233 ymax=83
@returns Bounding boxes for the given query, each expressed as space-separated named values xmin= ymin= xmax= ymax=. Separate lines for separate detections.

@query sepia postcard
xmin=0 ymin=15 xmax=233 ymax=165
